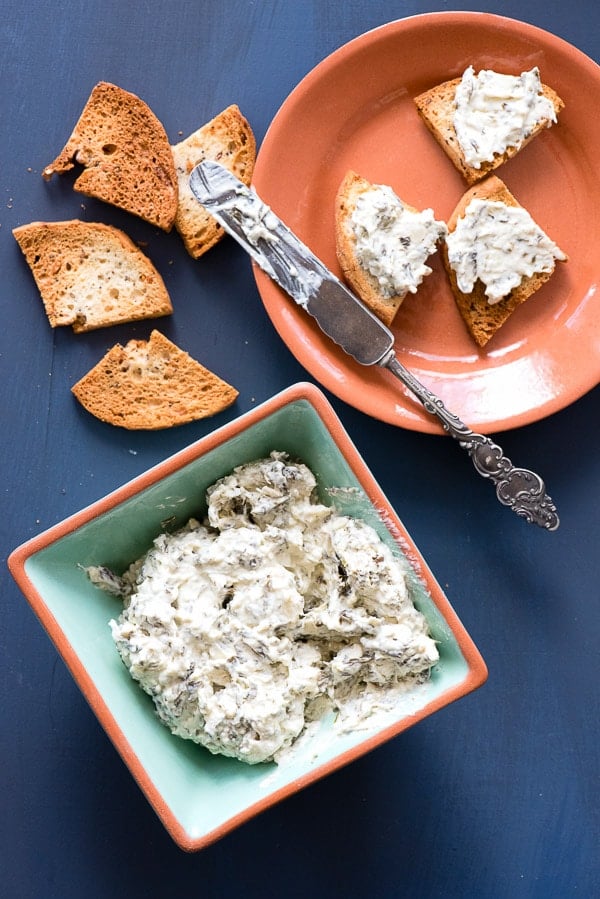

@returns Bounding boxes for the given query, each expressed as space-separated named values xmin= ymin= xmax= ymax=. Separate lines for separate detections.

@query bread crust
xmin=442 ymin=175 xmax=567 ymax=346
xmin=414 ymin=76 xmax=564 ymax=185
xmin=172 ymin=105 xmax=256 ymax=258
xmin=71 ymin=330 xmax=238 ymax=429
xmin=13 ymin=219 xmax=173 ymax=332
xmin=43 ymin=82 xmax=178 ymax=231
xmin=335 ymin=171 xmax=422 ymax=327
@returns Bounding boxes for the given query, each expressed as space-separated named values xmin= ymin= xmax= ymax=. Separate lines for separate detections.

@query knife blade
xmin=189 ymin=160 xmax=559 ymax=530
xmin=189 ymin=159 xmax=394 ymax=367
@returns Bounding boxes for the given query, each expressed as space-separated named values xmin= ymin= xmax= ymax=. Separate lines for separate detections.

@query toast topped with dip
xmin=71 ymin=329 xmax=238 ymax=429
xmin=43 ymin=82 xmax=178 ymax=230
xmin=172 ymin=105 xmax=256 ymax=258
xmin=443 ymin=175 xmax=567 ymax=346
xmin=414 ymin=67 xmax=564 ymax=185
xmin=334 ymin=170 xmax=447 ymax=327
xmin=13 ymin=219 xmax=173 ymax=333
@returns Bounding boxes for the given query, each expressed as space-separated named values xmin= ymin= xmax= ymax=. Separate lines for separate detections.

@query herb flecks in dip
xmin=90 ymin=453 xmax=438 ymax=764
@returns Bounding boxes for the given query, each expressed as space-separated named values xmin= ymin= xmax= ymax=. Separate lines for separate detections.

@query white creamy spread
xmin=221 ymin=187 xmax=325 ymax=307
xmin=350 ymin=185 xmax=447 ymax=298
xmin=235 ymin=192 xmax=279 ymax=247
xmin=453 ymin=66 xmax=557 ymax=169
xmin=445 ymin=198 xmax=566 ymax=304
xmin=96 ymin=453 xmax=438 ymax=765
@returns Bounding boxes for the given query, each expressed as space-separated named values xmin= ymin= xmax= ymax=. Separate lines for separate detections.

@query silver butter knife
xmin=190 ymin=160 xmax=559 ymax=531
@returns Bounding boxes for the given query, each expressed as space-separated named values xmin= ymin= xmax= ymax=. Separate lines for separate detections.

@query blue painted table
xmin=1 ymin=2 xmax=598 ymax=895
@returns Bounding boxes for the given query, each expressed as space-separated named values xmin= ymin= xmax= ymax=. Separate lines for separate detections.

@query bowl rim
xmin=7 ymin=381 xmax=487 ymax=851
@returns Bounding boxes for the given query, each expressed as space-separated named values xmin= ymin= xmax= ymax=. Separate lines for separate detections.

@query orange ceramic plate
xmin=253 ymin=12 xmax=600 ymax=434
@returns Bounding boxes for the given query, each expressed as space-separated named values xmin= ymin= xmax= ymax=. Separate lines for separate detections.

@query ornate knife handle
xmin=383 ymin=353 xmax=559 ymax=530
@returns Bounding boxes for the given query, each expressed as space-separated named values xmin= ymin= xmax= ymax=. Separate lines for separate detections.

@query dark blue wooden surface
xmin=1 ymin=2 xmax=598 ymax=896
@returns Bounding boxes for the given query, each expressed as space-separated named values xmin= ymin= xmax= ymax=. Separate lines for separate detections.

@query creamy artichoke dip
xmin=91 ymin=453 xmax=438 ymax=765
xmin=350 ymin=185 xmax=446 ymax=297
xmin=453 ymin=66 xmax=557 ymax=169
xmin=446 ymin=198 xmax=566 ymax=304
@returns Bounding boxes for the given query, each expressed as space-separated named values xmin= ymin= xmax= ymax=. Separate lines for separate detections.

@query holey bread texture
xmin=335 ymin=171 xmax=446 ymax=327
xmin=72 ymin=330 xmax=238 ymax=429
xmin=443 ymin=176 xmax=567 ymax=347
xmin=414 ymin=69 xmax=564 ymax=185
xmin=13 ymin=220 xmax=173 ymax=333
xmin=172 ymin=105 xmax=256 ymax=258
xmin=43 ymin=82 xmax=178 ymax=230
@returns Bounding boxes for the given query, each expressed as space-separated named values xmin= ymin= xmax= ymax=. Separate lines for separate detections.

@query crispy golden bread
xmin=443 ymin=175 xmax=567 ymax=347
xmin=13 ymin=219 xmax=172 ymax=333
xmin=71 ymin=330 xmax=238 ymax=429
xmin=414 ymin=77 xmax=564 ymax=185
xmin=172 ymin=105 xmax=256 ymax=258
xmin=335 ymin=170 xmax=423 ymax=327
xmin=43 ymin=82 xmax=178 ymax=230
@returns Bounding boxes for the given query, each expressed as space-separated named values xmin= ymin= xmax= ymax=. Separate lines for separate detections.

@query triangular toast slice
xmin=443 ymin=176 xmax=567 ymax=346
xmin=172 ymin=105 xmax=256 ymax=258
xmin=335 ymin=170 xmax=445 ymax=327
xmin=43 ymin=82 xmax=178 ymax=230
xmin=13 ymin=219 xmax=172 ymax=333
xmin=71 ymin=330 xmax=238 ymax=429
xmin=414 ymin=72 xmax=564 ymax=185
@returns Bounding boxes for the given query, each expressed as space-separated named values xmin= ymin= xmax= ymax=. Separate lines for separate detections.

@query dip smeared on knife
xmin=190 ymin=160 xmax=338 ymax=310
xmin=89 ymin=453 xmax=438 ymax=764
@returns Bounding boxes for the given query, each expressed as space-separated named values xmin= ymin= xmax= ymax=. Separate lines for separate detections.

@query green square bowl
xmin=8 ymin=382 xmax=487 ymax=851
